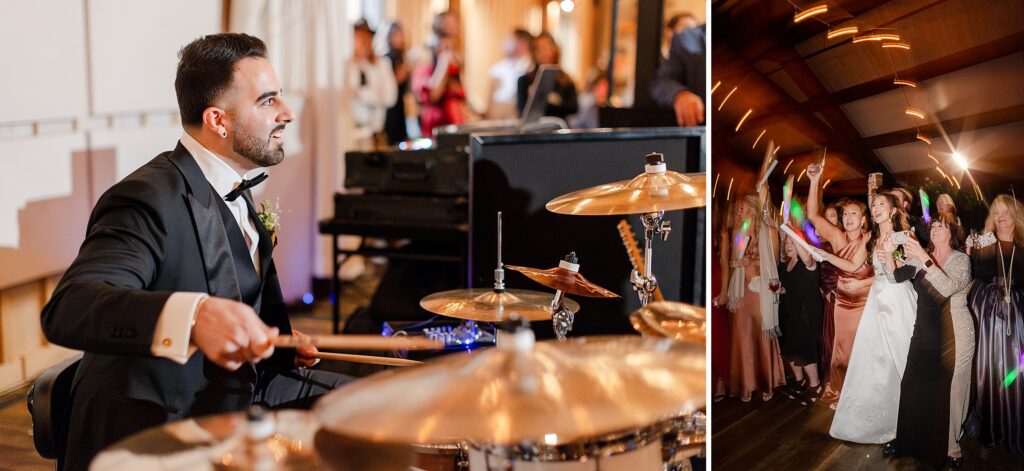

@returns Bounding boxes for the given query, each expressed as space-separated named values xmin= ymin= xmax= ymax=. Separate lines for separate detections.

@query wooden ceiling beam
xmin=808 ymin=30 xmax=1024 ymax=109
xmin=857 ymin=104 xmax=1024 ymax=150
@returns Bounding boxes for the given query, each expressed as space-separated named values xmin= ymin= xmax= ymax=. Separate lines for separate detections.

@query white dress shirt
xmin=150 ymin=132 xmax=263 ymax=363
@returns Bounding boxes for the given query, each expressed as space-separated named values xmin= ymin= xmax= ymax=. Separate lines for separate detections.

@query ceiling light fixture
xmin=881 ymin=41 xmax=911 ymax=50
xmin=794 ymin=4 xmax=828 ymax=23
xmin=752 ymin=129 xmax=767 ymax=149
xmin=894 ymin=78 xmax=917 ymax=87
xmin=953 ymin=152 xmax=968 ymax=170
xmin=718 ymin=86 xmax=738 ymax=111
xmin=905 ymin=108 xmax=926 ymax=119
xmin=916 ymin=134 xmax=932 ymax=145
xmin=826 ymin=26 xmax=858 ymax=39
xmin=735 ymin=109 xmax=753 ymax=132
xmin=852 ymin=31 xmax=901 ymax=43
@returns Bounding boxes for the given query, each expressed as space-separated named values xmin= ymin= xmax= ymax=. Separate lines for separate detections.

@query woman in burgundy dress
xmin=818 ymin=203 xmax=842 ymax=387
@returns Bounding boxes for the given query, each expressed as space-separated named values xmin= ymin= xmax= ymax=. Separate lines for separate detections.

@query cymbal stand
xmin=630 ymin=211 xmax=671 ymax=306
xmin=551 ymin=252 xmax=579 ymax=341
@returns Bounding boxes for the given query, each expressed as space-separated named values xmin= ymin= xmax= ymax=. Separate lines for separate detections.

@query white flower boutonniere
xmin=257 ymin=198 xmax=281 ymax=247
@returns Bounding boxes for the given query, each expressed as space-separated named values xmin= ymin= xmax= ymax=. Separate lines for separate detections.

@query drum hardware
xmin=420 ymin=213 xmax=581 ymax=342
xmin=617 ymin=219 xmax=665 ymax=302
xmin=506 ymin=253 xmax=619 ymax=340
xmin=545 ymin=152 xmax=706 ymax=306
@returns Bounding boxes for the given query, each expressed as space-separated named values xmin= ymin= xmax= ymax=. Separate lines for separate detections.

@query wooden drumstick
xmin=313 ymin=352 xmax=422 ymax=367
xmin=273 ymin=334 xmax=441 ymax=351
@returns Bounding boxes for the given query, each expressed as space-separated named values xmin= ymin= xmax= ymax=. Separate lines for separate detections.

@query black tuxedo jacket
xmin=41 ymin=142 xmax=293 ymax=467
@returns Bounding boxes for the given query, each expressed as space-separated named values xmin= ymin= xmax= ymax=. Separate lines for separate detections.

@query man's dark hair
xmin=174 ymin=33 xmax=267 ymax=126
xmin=513 ymin=28 xmax=534 ymax=45
xmin=667 ymin=12 xmax=696 ymax=30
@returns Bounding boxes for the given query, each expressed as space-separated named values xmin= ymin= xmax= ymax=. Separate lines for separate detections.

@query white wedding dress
xmin=829 ymin=253 xmax=918 ymax=444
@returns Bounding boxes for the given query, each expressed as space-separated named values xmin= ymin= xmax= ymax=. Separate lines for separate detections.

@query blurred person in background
xmin=516 ymin=32 xmax=578 ymax=121
xmin=662 ymin=12 xmax=698 ymax=61
xmin=651 ymin=22 xmax=706 ymax=127
xmin=486 ymin=28 xmax=533 ymax=120
xmin=344 ymin=19 xmax=397 ymax=150
xmin=379 ymin=21 xmax=411 ymax=145
xmin=412 ymin=32 xmax=466 ymax=138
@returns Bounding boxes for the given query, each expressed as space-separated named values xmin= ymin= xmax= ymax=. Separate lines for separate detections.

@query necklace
xmin=997 ymin=241 xmax=1014 ymax=336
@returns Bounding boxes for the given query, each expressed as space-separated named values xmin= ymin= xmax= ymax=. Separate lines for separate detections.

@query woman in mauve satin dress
xmin=965 ymin=194 xmax=1024 ymax=459
xmin=805 ymin=166 xmax=873 ymax=406
xmin=716 ymin=194 xmax=786 ymax=402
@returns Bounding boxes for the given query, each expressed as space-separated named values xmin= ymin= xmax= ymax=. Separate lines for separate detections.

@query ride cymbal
xmin=313 ymin=335 xmax=706 ymax=446
xmin=420 ymin=288 xmax=581 ymax=322
xmin=546 ymin=153 xmax=706 ymax=216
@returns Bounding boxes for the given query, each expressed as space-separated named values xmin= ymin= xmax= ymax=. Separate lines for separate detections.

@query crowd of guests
xmin=344 ymin=10 xmax=705 ymax=147
xmin=713 ymin=162 xmax=1024 ymax=469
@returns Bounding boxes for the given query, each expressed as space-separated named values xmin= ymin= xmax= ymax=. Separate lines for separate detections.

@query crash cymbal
xmin=420 ymin=288 xmax=581 ymax=322
xmin=313 ymin=334 xmax=705 ymax=446
xmin=505 ymin=262 xmax=619 ymax=299
xmin=546 ymin=154 xmax=706 ymax=216
xmin=630 ymin=301 xmax=707 ymax=343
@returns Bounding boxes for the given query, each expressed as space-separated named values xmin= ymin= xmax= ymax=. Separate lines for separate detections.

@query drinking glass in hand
xmin=807 ymin=163 xmax=822 ymax=178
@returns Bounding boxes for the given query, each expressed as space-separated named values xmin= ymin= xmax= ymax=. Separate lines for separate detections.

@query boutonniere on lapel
xmin=257 ymin=198 xmax=281 ymax=247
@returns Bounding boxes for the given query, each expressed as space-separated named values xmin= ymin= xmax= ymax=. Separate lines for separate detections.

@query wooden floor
xmin=711 ymin=391 xmax=1024 ymax=470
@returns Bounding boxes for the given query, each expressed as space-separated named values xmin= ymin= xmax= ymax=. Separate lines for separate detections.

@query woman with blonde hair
xmin=965 ymin=194 xmax=1024 ymax=459
xmin=806 ymin=166 xmax=873 ymax=405
xmin=715 ymin=194 xmax=786 ymax=402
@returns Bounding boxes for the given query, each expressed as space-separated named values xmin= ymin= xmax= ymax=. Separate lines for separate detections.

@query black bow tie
xmin=224 ymin=173 xmax=268 ymax=202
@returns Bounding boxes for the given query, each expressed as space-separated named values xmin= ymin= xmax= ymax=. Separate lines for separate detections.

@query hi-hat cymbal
xmin=313 ymin=335 xmax=705 ymax=446
xmin=420 ymin=288 xmax=581 ymax=322
xmin=505 ymin=265 xmax=619 ymax=298
xmin=630 ymin=301 xmax=707 ymax=343
xmin=546 ymin=171 xmax=707 ymax=216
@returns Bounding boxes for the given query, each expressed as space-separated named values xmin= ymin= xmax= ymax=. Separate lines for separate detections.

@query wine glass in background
xmin=768 ymin=278 xmax=781 ymax=303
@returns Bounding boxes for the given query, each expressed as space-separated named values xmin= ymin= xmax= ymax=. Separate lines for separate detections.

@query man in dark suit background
xmin=650 ymin=23 xmax=706 ymax=127
xmin=41 ymin=33 xmax=347 ymax=470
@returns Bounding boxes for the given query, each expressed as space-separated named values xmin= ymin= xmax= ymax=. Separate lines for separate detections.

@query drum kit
xmin=93 ymin=153 xmax=708 ymax=471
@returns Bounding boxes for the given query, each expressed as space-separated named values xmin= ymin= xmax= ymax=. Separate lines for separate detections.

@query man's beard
xmin=233 ymin=125 xmax=285 ymax=168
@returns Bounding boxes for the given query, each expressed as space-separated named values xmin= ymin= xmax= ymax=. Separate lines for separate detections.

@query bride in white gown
xmin=815 ymin=193 xmax=919 ymax=444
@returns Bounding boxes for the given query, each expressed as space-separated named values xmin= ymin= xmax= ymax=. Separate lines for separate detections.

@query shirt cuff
xmin=151 ymin=292 xmax=207 ymax=364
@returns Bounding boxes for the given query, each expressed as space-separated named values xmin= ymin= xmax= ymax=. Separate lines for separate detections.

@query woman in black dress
xmin=382 ymin=22 xmax=410 ymax=144
xmin=778 ymin=230 xmax=824 ymax=399
xmin=891 ymin=214 xmax=971 ymax=468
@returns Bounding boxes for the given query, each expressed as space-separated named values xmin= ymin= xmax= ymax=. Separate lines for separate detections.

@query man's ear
xmin=202 ymin=107 xmax=230 ymax=138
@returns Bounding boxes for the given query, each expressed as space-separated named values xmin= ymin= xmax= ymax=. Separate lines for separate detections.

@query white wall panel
xmin=90 ymin=122 xmax=184 ymax=183
xmin=0 ymin=0 xmax=89 ymax=123
xmin=87 ymin=0 xmax=222 ymax=114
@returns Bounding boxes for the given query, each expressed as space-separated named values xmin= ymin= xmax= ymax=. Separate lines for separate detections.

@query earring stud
xmin=221 ymin=131 xmax=227 ymax=137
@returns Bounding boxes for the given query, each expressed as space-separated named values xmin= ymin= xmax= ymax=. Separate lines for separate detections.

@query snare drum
xmin=465 ymin=423 xmax=669 ymax=470
xmin=412 ymin=442 xmax=469 ymax=471
xmin=662 ymin=410 xmax=706 ymax=471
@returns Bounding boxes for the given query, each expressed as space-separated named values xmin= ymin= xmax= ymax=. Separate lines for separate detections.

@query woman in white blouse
xmin=345 ymin=19 xmax=397 ymax=149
